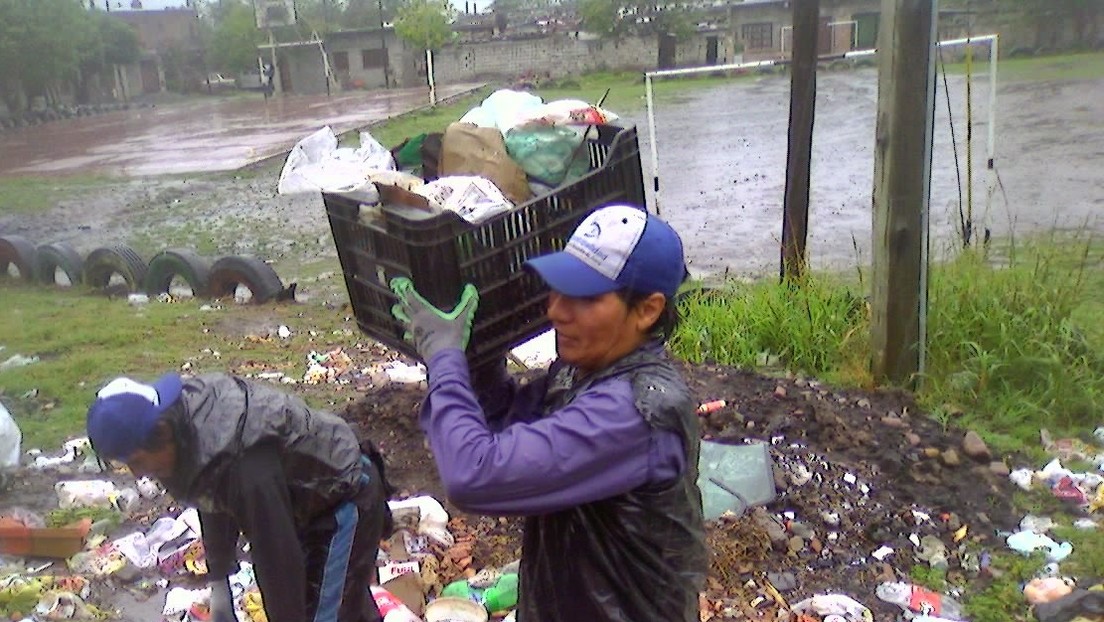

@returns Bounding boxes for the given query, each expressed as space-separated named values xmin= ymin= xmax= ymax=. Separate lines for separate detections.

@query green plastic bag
xmin=504 ymin=126 xmax=590 ymax=187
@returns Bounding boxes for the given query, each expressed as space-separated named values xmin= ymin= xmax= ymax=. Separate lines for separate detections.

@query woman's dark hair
xmin=618 ymin=289 xmax=680 ymax=343
xmin=141 ymin=419 xmax=176 ymax=453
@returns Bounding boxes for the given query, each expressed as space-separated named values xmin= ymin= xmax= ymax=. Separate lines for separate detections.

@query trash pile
xmin=344 ymin=360 xmax=1104 ymax=622
xmin=3 ymin=358 xmax=1102 ymax=621
xmin=277 ymin=89 xmax=618 ymax=225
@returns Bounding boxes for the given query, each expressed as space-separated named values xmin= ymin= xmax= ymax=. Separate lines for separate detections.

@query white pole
xmin=645 ymin=73 xmax=660 ymax=215
xmin=426 ymin=48 xmax=437 ymax=106
xmin=985 ymin=35 xmax=998 ymax=221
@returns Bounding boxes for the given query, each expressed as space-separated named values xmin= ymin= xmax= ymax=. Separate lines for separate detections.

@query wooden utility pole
xmin=870 ymin=0 xmax=939 ymax=384
xmin=780 ymin=0 xmax=820 ymax=281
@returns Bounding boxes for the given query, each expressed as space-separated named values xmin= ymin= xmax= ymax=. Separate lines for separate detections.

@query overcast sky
xmin=103 ymin=0 xmax=491 ymax=13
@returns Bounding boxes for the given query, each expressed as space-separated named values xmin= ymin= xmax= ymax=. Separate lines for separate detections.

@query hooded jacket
xmin=158 ymin=373 xmax=365 ymax=583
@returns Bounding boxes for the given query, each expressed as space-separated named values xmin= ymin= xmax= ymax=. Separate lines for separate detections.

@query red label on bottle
xmin=909 ymin=586 xmax=942 ymax=615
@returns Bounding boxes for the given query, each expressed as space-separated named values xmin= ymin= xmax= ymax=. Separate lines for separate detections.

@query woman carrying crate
xmin=390 ymin=204 xmax=707 ymax=621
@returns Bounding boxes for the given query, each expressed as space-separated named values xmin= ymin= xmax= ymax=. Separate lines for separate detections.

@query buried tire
xmin=145 ymin=249 xmax=211 ymax=298
xmin=83 ymin=246 xmax=147 ymax=294
xmin=208 ymin=255 xmax=284 ymax=304
xmin=0 ymin=235 xmax=38 ymax=283
xmin=35 ymin=242 xmax=84 ymax=287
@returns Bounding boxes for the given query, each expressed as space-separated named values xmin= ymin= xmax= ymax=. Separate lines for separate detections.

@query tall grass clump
xmin=670 ymin=276 xmax=869 ymax=379
xmin=922 ymin=238 xmax=1103 ymax=446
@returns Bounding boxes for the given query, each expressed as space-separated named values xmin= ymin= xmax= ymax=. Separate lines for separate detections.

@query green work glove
xmin=390 ymin=277 xmax=479 ymax=361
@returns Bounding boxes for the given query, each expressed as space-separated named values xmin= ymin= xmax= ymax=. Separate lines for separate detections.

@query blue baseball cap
xmin=526 ymin=204 xmax=687 ymax=298
xmin=86 ymin=373 xmax=182 ymax=461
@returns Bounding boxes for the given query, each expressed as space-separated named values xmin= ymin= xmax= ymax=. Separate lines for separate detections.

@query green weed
xmin=909 ymin=564 xmax=949 ymax=591
xmin=670 ymin=275 xmax=869 ymax=382
xmin=963 ymin=551 xmax=1047 ymax=622
xmin=945 ymin=51 xmax=1104 ymax=83
xmin=920 ymin=236 xmax=1104 ymax=451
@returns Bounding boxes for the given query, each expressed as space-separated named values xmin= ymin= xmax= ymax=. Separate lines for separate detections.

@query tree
xmin=996 ymin=0 xmax=1101 ymax=48
xmin=577 ymin=0 xmax=697 ymax=38
xmin=394 ymin=0 xmax=455 ymax=51
xmin=207 ymin=0 xmax=263 ymax=73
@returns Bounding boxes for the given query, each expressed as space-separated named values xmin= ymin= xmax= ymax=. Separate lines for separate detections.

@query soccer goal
xmin=643 ymin=33 xmax=1000 ymax=223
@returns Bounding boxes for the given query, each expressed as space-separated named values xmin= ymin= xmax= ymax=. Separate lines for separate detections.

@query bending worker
xmin=86 ymin=372 xmax=390 ymax=622
xmin=391 ymin=204 xmax=707 ymax=621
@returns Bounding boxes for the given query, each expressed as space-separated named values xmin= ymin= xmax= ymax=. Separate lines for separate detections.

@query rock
xmin=881 ymin=415 xmax=906 ymax=428
xmin=905 ymin=432 xmax=922 ymax=446
xmin=962 ymin=431 xmax=992 ymax=461
xmin=941 ymin=449 xmax=962 ymax=467
xmin=790 ymin=522 xmax=816 ymax=539
xmin=787 ymin=536 xmax=805 ymax=553
xmin=989 ymin=461 xmax=1011 ymax=477
xmin=923 ymin=447 xmax=941 ymax=459
xmin=774 ymin=385 xmax=787 ymax=398
xmin=856 ymin=398 xmax=872 ymax=408
xmin=767 ymin=571 xmax=798 ymax=592
xmin=810 ymin=537 xmax=823 ymax=554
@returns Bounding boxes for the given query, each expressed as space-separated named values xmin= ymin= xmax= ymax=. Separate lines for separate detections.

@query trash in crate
xmin=294 ymin=90 xmax=621 ymax=226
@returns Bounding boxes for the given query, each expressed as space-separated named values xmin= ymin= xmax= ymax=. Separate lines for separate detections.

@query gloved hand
xmin=390 ymin=277 xmax=479 ymax=361
xmin=209 ymin=577 xmax=235 ymax=622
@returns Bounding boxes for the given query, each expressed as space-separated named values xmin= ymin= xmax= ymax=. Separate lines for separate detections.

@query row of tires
xmin=0 ymin=235 xmax=291 ymax=304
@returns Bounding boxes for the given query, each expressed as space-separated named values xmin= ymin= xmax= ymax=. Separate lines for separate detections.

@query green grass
xmin=670 ymin=235 xmax=1104 ymax=452
xmin=945 ymin=51 xmax=1104 ymax=83
xmin=0 ymin=283 xmax=363 ymax=448
xmin=0 ymin=174 xmax=121 ymax=215
xmin=962 ymin=551 xmax=1047 ymax=622
xmin=671 ymin=276 xmax=869 ymax=382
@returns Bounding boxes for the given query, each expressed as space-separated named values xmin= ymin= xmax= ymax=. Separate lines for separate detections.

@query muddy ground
xmin=3 ymin=69 xmax=1101 ymax=282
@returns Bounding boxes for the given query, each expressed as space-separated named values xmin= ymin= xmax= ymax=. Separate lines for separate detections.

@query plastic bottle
xmin=441 ymin=579 xmax=483 ymax=603
xmin=370 ymin=586 xmax=420 ymax=622
xmin=875 ymin=582 xmax=965 ymax=621
xmin=482 ymin=573 xmax=519 ymax=612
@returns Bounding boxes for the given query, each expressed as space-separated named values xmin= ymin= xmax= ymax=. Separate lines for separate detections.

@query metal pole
xmin=985 ymin=35 xmax=998 ymax=223
xmin=426 ymin=48 xmax=437 ymax=106
xmin=645 ymin=74 xmax=660 ymax=215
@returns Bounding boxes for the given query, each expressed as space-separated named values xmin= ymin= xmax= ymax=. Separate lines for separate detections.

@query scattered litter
xmin=162 ymin=586 xmax=209 ymax=617
xmin=875 ymin=582 xmax=965 ymax=620
xmin=697 ymin=441 xmax=777 ymax=520
xmin=0 ymin=353 xmax=40 ymax=372
xmin=1020 ymin=514 xmax=1057 ymax=533
xmin=127 ymin=293 xmax=149 ymax=306
xmin=388 ymin=496 xmax=454 ymax=548
xmin=1023 ymin=577 xmax=1074 ymax=605
xmin=1006 ymin=530 xmax=1073 ymax=562
xmin=697 ymin=399 xmax=727 ymax=415
xmin=871 ymin=545 xmax=894 ymax=561
xmin=277 ymin=325 xmax=292 ymax=339
xmin=383 ymin=361 xmax=427 ymax=385
xmin=790 ymin=593 xmax=873 ymax=621
xmin=303 ymin=348 xmax=355 ymax=384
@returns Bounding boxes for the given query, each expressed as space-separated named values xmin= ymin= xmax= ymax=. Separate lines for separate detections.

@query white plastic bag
xmin=277 ymin=126 xmax=394 ymax=195
xmin=387 ymin=496 xmax=454 ymax=548
xmin=0 ymin=400 xmax=21 ymax=468
xmin=55 ymin=480 xmax=119 ymax=508
xmin=790 ymin=594 xmax=873 ymax=621
xmin=512 ymin=99 xmax=619 ymax=129
xmin=460 ymin=89 xmax=545 ymax=134
xmin=414 ymin=176 xmax=514 ymax=224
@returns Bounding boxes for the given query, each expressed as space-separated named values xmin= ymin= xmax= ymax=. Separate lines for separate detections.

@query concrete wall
xmin=430 ymin=33 xmax=739 ymax=84
xmin=279 ymin=47 xmax=329 ymax=95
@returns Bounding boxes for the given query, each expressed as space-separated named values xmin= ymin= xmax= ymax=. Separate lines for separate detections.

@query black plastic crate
xmin=324 ymin=124 xmax=645 ymax=370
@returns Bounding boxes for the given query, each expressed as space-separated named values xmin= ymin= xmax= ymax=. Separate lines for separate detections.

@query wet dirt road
xmin=0 ymin=84 xmax=481 ymax=177
xmin=629 ymin=68 xmax=1104 ymax=277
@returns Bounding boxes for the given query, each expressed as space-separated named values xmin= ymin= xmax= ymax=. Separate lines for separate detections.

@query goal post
xmin=643 ymin=34 xmax=1000 ymax=221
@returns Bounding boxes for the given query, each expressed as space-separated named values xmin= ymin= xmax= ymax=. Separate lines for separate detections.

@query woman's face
xmin=547 ymin=290 xmax=666 ymax=375
xmin=125 ymin=444 xmax=177 ymax=481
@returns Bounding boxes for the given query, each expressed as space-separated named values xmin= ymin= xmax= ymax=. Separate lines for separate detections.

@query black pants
xmin=301 ymin=458 xmax=389 ymax=622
